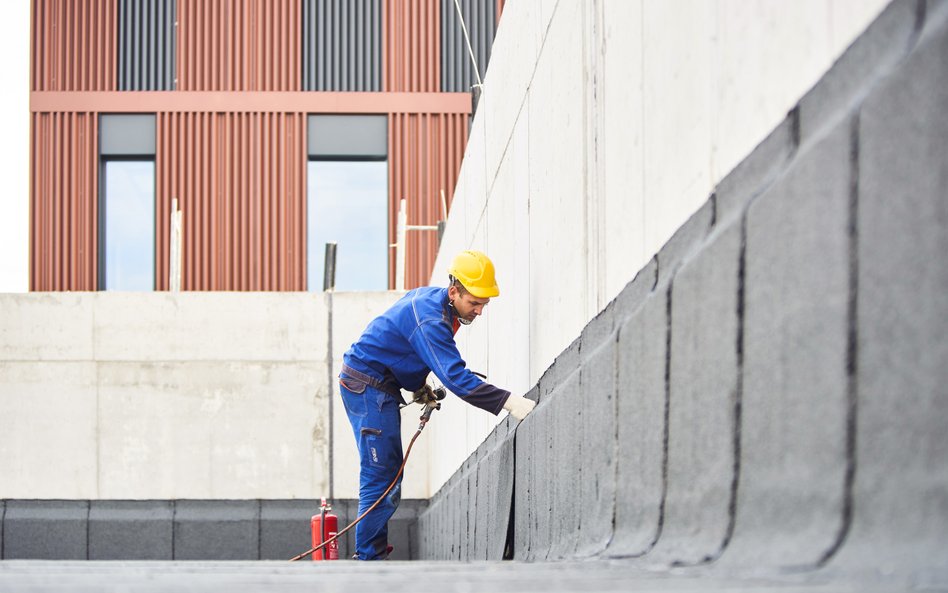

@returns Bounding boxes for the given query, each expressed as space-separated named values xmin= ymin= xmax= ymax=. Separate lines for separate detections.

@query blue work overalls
xmin=339 ymin=286 xmax=510 ymax=560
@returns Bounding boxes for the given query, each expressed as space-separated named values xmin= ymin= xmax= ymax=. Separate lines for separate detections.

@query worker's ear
xmin=447 ymin=284 xmax=459 ymax=301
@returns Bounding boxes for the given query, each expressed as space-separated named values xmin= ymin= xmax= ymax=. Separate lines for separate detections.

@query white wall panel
xmin=641 ymin=0 xmax=715 ymax=258
xmin=0 ymin=362 xmax=98 ymax=498
xmin=463 ymin=107 xmax=489 ymax=241
xmin=483 ymin=0 xmax=542 ymax=184
xmin=97 ymin=361 xmax=325 ymax=499
xmin=601 ymin=0 xmax=647 ymax=304
xmin=0 ymin=292 xmax=411 ymax=499
xmin=527 ymin=0 xmax=587 ymax=381
xmin=425 ymin=0 xmax=890 ymax=492
xmin=94 ymin=293 xmax=327 ymax=362
xmin=0 ymin=294 xmax=93 ymax=361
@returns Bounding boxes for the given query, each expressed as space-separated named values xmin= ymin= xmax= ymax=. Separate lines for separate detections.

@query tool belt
xmin=340 ymin=363 xmax=407 ymax=406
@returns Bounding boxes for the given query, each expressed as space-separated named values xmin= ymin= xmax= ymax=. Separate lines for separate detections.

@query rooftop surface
xmin=0 ymin=561 xmax=938 ymax=593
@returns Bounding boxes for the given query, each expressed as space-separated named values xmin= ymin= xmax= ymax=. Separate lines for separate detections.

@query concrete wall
xmin=419 ymin=0 xmax=948 ymax=581
xmin=0 ymin=290 xmax=431 ymax=501
xmin=426 ymin=0 xmax=893 ymax=491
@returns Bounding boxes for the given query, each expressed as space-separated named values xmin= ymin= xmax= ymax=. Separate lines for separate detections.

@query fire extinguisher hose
xmin=289 ymin=403 xmax=438 ymax=562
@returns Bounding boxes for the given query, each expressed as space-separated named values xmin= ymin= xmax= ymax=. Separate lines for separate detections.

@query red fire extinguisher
xmin=310 ymin=498 xmax=339 ymax=561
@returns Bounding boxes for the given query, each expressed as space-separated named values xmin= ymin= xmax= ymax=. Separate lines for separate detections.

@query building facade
xmin=30 ymin=0 xmax=503 ymax=291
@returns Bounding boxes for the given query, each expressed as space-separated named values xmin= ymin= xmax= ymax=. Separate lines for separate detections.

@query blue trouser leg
xmin=339 ymin=377 xmax=403 ymax=560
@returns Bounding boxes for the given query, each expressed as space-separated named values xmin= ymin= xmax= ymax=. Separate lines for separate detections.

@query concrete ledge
xmin=797 ymin=0 xmax=921 ymax=144
xmin=89 ymin=501 xmax=173 ymax=560
xmin=0 ymin=499 xmax=426 ymax=560
xmin=653 ymin=223 xmax=742 ymax=566
xmin=608 ymin=288 xmax=668 ymax=558
xmin=259 ymin=500 xmax=321 ymax=561
xmin=2 ymin=501 xmax=88 ymax=560
xmin=173 ymin=500 xmax=259 ymax=560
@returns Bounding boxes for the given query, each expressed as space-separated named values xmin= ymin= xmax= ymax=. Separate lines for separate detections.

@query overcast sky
xmin=0 ymin=1 xmax=30 ymax=292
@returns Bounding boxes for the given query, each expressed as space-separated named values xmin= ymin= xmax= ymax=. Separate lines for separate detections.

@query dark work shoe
xmin=353 ymin=544 xmax=394 ymax=561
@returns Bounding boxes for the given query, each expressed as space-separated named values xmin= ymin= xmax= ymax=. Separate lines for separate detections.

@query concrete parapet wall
xmin=425 ymin=0 xmax=893 ymax=493
xmin=0 ymin=291 xmax=423 ymax=500
xmin=418 ymin=0 xmax=948 ymax=579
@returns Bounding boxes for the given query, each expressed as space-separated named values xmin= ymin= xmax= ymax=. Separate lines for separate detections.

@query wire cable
xmin=453 ymin=0 xmax=483 ymax=89
xmin=289 ymin=403 xmax=438 ymax=562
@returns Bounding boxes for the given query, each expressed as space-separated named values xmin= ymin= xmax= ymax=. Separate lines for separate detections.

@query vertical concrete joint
xmin=85 ymin=500 xmax=91 ymax=560
xmin=718 ymin=212 xmax=748 ymax=560
xmin=819 ymin=112 xmax=863 ymax=568
xmin=651 ymin=280 xmax=674 ymax=552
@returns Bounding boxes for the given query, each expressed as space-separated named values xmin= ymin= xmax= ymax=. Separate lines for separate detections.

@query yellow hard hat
xmin=448 ymin=250 xmax=500 ymax=298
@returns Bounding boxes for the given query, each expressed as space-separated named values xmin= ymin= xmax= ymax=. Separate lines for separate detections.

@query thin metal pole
xmin=396 ymin=199 xmax=407 ymax=291
xmin=323 ymin=242 xmax=337 ymax=292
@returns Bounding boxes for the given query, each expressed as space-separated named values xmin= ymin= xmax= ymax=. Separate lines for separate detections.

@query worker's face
xmin=449 ymin=285 xmax=490 ymax=323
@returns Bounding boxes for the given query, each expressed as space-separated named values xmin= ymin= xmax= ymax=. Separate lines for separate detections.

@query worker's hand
xmin=412 ymin=384 xmax=439 ymax=406
xmin=503 ymin=394 xmax=536 ymax=421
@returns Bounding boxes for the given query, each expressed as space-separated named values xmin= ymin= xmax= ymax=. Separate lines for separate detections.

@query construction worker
xmin=339 ymin=250 xmax=536 ymax=560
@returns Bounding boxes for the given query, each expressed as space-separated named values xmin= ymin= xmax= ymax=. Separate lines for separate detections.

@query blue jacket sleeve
xmin=407 ymin=318 xmax=510 ymax=415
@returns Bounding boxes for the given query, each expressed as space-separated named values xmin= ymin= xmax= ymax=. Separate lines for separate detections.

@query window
xmin=102 ymin=160 xmax=156 ymax=291
xmin=308 ymin=161 xmax=388 ymax=290
xmin=99 ymin=114 xmax=157 ymax=291
xmin=307 ymin=115 xmax=388 ymax=291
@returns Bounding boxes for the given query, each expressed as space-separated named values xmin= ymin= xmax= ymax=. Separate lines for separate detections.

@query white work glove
xmin=503 ymin=394 xmax=536 ymax=421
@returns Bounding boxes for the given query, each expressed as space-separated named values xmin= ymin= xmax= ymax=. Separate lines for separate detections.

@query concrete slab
xmin=607 ymin=291 xmax=668 ymax=556
xmin=602 ymin=0 xmax=648 ymax=300
xmin=0 ymin=362 xmax=98 ymax=499
xmin=537 ymin=337 xmax=580 ymax=405
xmin=93 ymin=293 xmax=327 ymax=362
xmin=96 ymin=361 xmax=327 ymax=499
xmin=722 ymin=120 xmax=853 ymax=570
xmin=417 ymin=496 xmax=440 ymax=560
xmin=547 ymin=368 xmax=581 ymax=561
xmin=614 ymin=258 xmax=658 ymax=330
xmin=485 ymin=111 xmax=532 ymax=398
xmin=0 ymin=559 xmax=931 ymax=593
xmin=576 ymin=338 xmax=617 ymax=558
xmin=0 ymin=294 xmax=93 ymax=361
xmin=259 ymin=500 xmax=320 ymax=561
xmin=607 ymin=289 xmax=667 ymax=558
xmin=482 ymin=0 xmax=541 ymax=186
xmin=797 ymin=0 xmax=920 ymax=146
xmin=527 ymin=0 xmax=588 ymax=379
xmin=651 ymin=223 xmax=741 ymax=566
xmin=715 ymin=113 xmax=799 ymax=226
xmin=516 ymin=388 xmax=555 ymax=560
xmin=2 ymin=501 xmax=88 ymax=560
xmin=830 ymin=2 xmax=948 ymax=572
xmin=641 ymin=0 xmax=714 ymax=258
xmin=473 ymin=430 xmax=502 ymax=559
xmin=512 ymin=386 xmax=539 ymax=560
xmin=580 ymin=298 xmax=616 ymax=359
xmin=88 ymin=501 xmax=173 ymax=560
xmin=173 ymin=501 xmax=259 ymax=560
xmin=654 ymin=199 xmax=714 ymax=290
xmin=463 ymin=454 xmax=478 ymax=560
